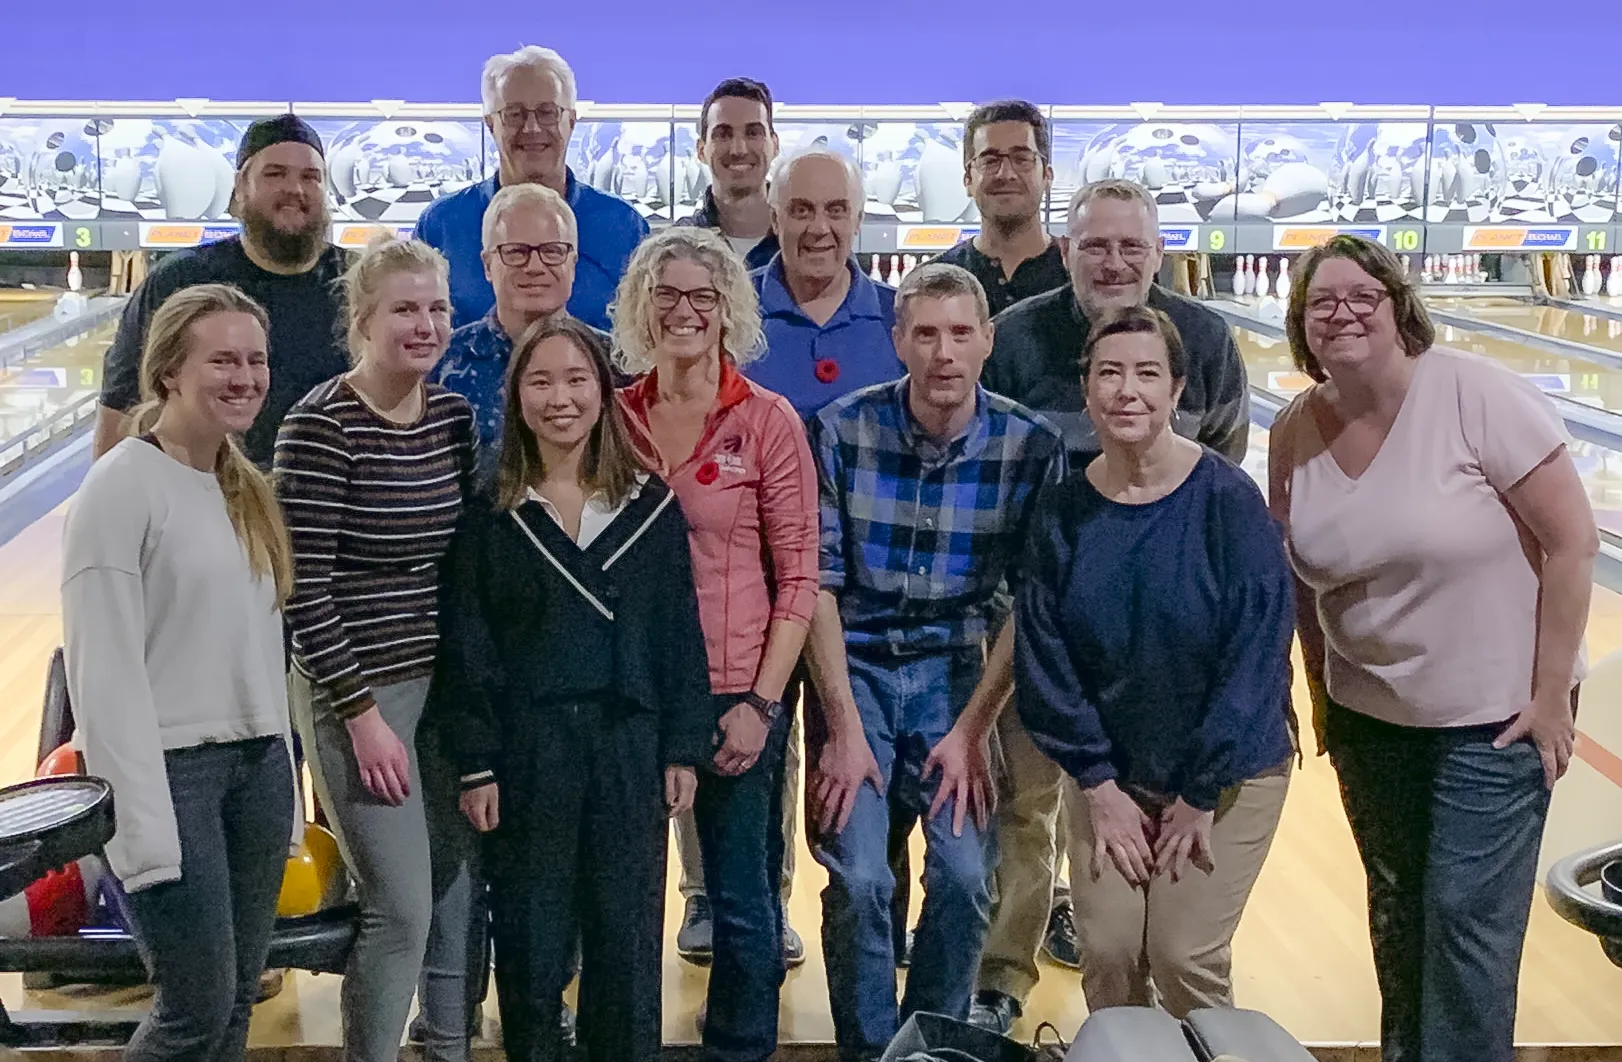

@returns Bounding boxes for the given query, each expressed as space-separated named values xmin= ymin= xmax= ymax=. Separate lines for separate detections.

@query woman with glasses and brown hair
xmin=436 ymin=315 xmax=713 ymax=1062
xmin=1267 ymin=234 xmax=1596 ymax=1062
xmin=614 ymin=226 xmax=819 ymax=1062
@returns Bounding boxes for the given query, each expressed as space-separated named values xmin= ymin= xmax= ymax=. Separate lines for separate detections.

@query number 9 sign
xmin=1208 ymin=230 xmax=1226 ymax=252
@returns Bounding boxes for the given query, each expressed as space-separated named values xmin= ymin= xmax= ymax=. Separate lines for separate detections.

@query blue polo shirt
xmin=414 ymin=169 xmax=649 ymax=332
xmin=749 ymin=256 xmax=902 ymax=419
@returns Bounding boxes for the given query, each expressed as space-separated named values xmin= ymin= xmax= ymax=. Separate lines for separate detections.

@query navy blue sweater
xmin=1014 ymin=450 xmax=1295 ymax=811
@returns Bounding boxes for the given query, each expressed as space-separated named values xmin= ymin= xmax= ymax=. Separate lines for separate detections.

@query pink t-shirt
xmin=1276 ymin=347 xmax=1583 ymax=728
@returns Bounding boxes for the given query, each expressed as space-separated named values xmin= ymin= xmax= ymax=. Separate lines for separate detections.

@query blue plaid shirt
xmin=810 ymin=378 xmax=1065 ymax=655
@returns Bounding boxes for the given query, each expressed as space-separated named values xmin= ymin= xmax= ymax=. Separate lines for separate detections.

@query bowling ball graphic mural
xmin=95 ymin=119 xmax=242 ymax=220
xmin=319 ymin=120 xmax=483 ymax=223
xmin=1424 ymin=123 xmax=1507 ymax=223
xmin=1545 ymin=125 xmax=1621 ymax=222
xmin=1075 ymin=122 xmax=1240 ymax=223
xmin=1331 ymin=123 xmax=1429 ymax=221
xmin=572 ymin=121 xmax=675 ymax=219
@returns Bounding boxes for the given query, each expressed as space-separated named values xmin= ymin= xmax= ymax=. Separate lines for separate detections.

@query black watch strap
xmin=743 ymin=691 xmax=783 ymax=724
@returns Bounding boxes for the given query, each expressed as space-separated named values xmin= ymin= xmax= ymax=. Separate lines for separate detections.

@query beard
xmin=241 ymin=196 xmax=330 ymax=267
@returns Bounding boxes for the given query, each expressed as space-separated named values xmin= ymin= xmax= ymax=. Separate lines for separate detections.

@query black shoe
xmin=967 ymin=989 xmax=1021 ymax=1035
xmin=895 ymin=928 xmax=914 ymax=968
xmin=676 ymin=895 xmax=713 ymax=964
xmin=783 ymin=924 xmax=806 ymax=968
xmin=1042 ymin=898 xmax=1081 ymax=969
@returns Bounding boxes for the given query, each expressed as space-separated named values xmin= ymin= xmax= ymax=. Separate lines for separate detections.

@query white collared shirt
xmin=525 ymin=473 xmax=647 ymax=548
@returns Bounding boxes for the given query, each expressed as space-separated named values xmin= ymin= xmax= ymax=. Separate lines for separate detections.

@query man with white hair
xmin=750 ymin=147 xmax=902 ymax=417
xmin=415 ymin=45 xmax=647 ymax=330
xmin=433 ymin=182 xmax=609 ymax=485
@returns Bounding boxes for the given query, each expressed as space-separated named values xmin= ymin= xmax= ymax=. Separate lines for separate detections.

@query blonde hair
xmin=481 ymin=182 xmax=578 ymax=249
xmin=127 ymin=284 xmax=293 ymax=604
xmin=343 ymin=236 xmax=450 ymax=363
xmin=610 ymin=227 xmax=764 ymax=375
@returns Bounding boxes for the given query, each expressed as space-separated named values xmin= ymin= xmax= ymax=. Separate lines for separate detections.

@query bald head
xmin=771 ymin=150 xmax=865 ymax=290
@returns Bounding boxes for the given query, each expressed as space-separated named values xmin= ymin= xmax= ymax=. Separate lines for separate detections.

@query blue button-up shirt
xmin=414 ymin=169 xmax=649 ymax=331
xmin=749 ymin=256 xmax=903 ymax=419
xmin=809 ymin=378 xmax=1065 ymax=655
xmin=433 ymin=311 xmax=611 ymax=485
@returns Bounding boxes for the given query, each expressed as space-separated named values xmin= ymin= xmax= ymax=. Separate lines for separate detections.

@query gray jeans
xmin=292 ymin=672 xmax=473 ymax=1062
xmin=122 ymin=736 xmax=294 ymax=1062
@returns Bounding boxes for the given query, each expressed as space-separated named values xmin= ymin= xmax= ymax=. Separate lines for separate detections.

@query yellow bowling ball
xmin=277 ymin=824 xmax=350 ymax=918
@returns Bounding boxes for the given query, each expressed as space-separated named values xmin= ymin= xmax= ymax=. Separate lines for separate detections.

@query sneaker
xmin=783 ymin=924 xmax=806 ymax=968
xmin=677 ymin=895 xmax=714 ymax=964
xmin=1042 ymin=898 xmax=1081 ymax=969
xmin=967 ymin=989 xmax=1021 ymax=1035
xmin=560 ymin=1003 xmax=576 ymax=1046
xmin=896 ymin=929 xmax=914 ymax=969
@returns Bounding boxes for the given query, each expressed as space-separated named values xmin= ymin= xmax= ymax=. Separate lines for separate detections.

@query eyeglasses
xmin=1076 ymin=239 xmax=1153 ymax=263
xmin=971 ymin=149 xmax=1041 ymax=174
xmin=492 ymin=242 xmax=574 ymax=268
xmin=495 ymin=104 xmax=568 ymax=129
xmin=1306 ymin=289 xmax=1390 ymax=320
xmin=652 ymin=286 xmax=721 ymax=312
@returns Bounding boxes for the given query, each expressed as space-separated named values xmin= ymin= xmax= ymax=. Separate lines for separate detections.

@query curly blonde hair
xmin=610 ymin=227 xmax=764 ymax=375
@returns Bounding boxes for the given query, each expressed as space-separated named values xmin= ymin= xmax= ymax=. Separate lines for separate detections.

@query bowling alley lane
xmin=0 ymin=323 xmax=112 ymax=441
xmin=0 ymin=288 xmax=66 ymax=336
xmin=1426 ymin=294 xmax=1622 ymax=357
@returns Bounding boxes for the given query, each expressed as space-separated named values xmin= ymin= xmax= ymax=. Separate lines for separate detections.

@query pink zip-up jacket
xmin=618 ymin=360 xmax=819 ymax=695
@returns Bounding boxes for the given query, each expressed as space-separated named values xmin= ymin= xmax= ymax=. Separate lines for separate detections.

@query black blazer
xmin=433 ymin=475 xmax=715 ymax=785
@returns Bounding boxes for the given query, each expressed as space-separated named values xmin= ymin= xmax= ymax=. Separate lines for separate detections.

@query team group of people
xmin=57 ymin=41 xmax=1596 ymax=1062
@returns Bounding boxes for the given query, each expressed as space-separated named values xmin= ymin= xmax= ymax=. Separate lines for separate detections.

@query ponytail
xmin=133 ymin=283 xmax=295 ymax=603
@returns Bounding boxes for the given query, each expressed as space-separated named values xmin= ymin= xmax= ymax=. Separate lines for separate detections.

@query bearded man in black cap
xmin=94 ymin=114 xmax=350 ymax=468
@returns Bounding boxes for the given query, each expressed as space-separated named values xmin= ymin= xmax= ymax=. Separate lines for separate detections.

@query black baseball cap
xmin=237 ymin=114 xmax=325 ymax=170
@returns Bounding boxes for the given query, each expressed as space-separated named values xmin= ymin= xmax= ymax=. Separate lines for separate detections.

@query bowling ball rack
xmin=1546 ymin=839 xmax=1622 ymax=969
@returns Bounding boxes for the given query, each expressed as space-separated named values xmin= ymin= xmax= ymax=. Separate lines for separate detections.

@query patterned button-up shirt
xmin=809 ymin=377 xmax=1065 ymax=655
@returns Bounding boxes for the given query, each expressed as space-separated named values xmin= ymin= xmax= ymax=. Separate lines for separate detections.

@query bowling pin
xmin=1444 ymin=256 xmax=1458 ymax=284
xmin=155 ymin=137 xmax=213 ymax=220
xmin=1231 ymin=256 xmax=1246 ymax=297
xmin=1422 ymin=255 xmax=1433 ymax=283
xmin=1608 ymin=256 xmax=1622 ymax=297
xmin=1275 ymin=257 xmax=1291 ymax=301
xmin=1243 ymin=255 xmax=1256 ymax=295
xmin=886 ymin=256 xmax=900 ymax=286
xmin=1583 ymin=255 xmax=1598 ymax=296
xmin=66 ymin=251 xmax=82 ymax=293
xmin=1255 ymin=257 xmax=1271 ymax=300
xmin=1472 ymin=254 xmax=1484 ymax=284
xmin=870 ymin=256 xmax=884 ymax=284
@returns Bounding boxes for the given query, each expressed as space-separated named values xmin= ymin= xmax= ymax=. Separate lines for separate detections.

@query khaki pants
xmin=976 ymin=708 xmax=1077 ymax=1004
xmin=1069 ymin=766 xmax=1290 ymax=1018
xmin=675 ymin=706 xmax=800 ymax=904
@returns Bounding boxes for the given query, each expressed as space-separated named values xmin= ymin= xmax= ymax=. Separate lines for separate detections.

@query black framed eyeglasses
xmin=496 ymin=104 xmax=567 ymax=129
xmin=492 ymin=242 xmax=574 ymax=268
xmin=1306 ymin=289 xmax=1390 ymax=320
xmin=652 ymin=285 xmax=721 ymax=312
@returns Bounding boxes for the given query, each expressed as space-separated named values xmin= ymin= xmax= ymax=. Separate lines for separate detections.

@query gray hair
xmin=894 ymin=262 xmax=990 ymax=329
xmin=1068 ymin=178 xmax=1159 ymax=229
xmin=610 ymin=227 xmax=765 ymax=376
xmin=481 ymin=45 xmax=578 ymax=114
xmin=481 ymin=183 xmax=578 ymax=250
xmin=767 ymin=147 xmax=865 ymax=211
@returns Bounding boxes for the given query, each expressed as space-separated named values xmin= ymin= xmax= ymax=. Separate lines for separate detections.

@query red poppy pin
xmin=695 ymin=461 xmax=720 ymax=485
xmin=814 ymin=358 xmax=840 ymax=384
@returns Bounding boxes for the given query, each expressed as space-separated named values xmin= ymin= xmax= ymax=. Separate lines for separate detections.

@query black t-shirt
xmin=934 ymin=236 xmax=1069 ymax=317
xmin=101 ymin=238 xmax=350 ymax=467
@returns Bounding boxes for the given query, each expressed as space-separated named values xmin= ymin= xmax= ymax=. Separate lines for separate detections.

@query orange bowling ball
xmin=277 ymin=824 xmax=350 ymax=918
xmin=36 ymin=743 xmax=83 ymax=777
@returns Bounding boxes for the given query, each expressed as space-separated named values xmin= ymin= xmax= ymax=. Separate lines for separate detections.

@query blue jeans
xmin=815 ymin=647 xmax=994 ymax=1060
xmin=694 ymin=696 xmax=792 ymax=1062
xmin=122 ymin=737 xmax=294 ymax=1062
xmin=1325 ymin=700 xmax=1553 ymax=1062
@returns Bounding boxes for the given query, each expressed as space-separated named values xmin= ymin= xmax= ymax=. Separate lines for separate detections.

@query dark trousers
xmin=486 ymin=698 xmax=667 ymax=1062
xmin=695 ymin=699 xmax=792 ymax=1062
xmin=122 ymin=736 xmax=294 ymax=1062
xmin=1325 ymin=700 xmax=1555 ymax=1062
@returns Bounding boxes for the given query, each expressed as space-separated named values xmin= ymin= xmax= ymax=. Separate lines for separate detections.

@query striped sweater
xmin=274 ymin=377 xmax=476 ymax=718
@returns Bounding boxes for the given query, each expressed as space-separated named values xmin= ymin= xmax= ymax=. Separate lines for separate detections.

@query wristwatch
xmin=743 ymin=691 xmax=784 ymax=727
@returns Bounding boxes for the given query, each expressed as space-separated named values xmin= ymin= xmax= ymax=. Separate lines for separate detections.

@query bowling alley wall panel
xmin=0 ymin=109 xmax=1618 ymax=231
